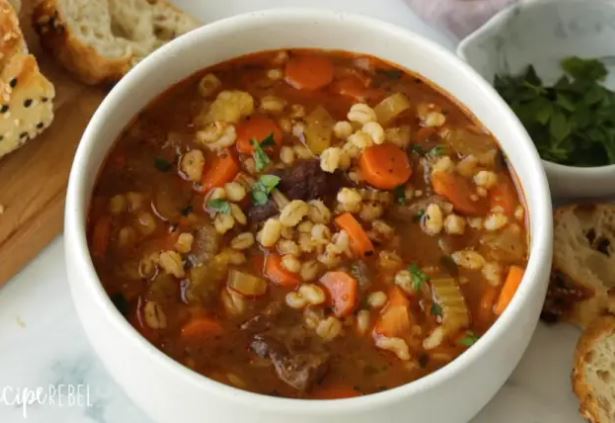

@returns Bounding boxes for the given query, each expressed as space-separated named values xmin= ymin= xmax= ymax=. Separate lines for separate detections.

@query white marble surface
xmin=0 ymin=1 xmax=585 ymax=422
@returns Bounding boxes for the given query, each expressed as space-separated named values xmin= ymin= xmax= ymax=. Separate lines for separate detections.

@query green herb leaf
xmin=408 ymin=263 xmax=429 ymax=291
xmin=430 ymin=303 xmax=443 ymax=317
xmin=207 ymin=199 xmax=231 ymax=214
xmin=259 ymin=133 xmax=276 ymax=148
xmin=428 ymin=145 xmax=447 ymax=158
xmin=393 ymin=185 xmax=406 ymax=205
xmin=252 ymin=133 xmax=275 ymax=172
xmin=495 ymin=56 xmax=615 ymax=167
xmin=413 ymin=209 xmax=425 ymax=222
xmin=561 ymin=56 xmax=607 ymax=81
xmin=252 ymin=174 xmax=281 ymax=205
xmin=458 ymin=331 xmax=480 ymax=347
xmin=411 ymin=144 xmax=426 ymax=155
xmin=154 ymin=157 xmax=173 ymax=172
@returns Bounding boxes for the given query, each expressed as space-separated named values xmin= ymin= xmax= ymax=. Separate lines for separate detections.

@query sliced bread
xmin=32 ymin=0 xmax=199 ymax=85
xmin=542 ymin=204 xmax=615 ymax=328
xmin=573 ymin=314 xmax=615 ymax=423
xmin=0 ymin=0 xmax=55 ymax=159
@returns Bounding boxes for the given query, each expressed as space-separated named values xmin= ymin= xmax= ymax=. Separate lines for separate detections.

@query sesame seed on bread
xmin=0 ymin=0 xmax=55 ymax=160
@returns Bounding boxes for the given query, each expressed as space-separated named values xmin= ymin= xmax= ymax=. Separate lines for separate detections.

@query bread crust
xmin=32 ymin=0 xmax=130 ymax=85
xmin=0 ymin=0 xmax=55 ymax=159
xmin=542 ymin=204 xmax=615 ymax=328
xmin=573 ymin=315 xmax=615 ymax=423
xmin=32 ymin=0 xmax=198 ymax=85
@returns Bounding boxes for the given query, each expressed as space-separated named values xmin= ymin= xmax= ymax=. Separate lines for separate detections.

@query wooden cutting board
xmin=0 ymin=4 xmax=107 ymax=286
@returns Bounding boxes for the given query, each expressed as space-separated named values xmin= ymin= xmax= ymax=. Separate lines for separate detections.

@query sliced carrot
xmin=91 ymin=215 xmax=112 ymax=258
xmin=311 ymin=384 xmax=361 ymax=399
xmin=200 ymin=150 xmax=239 ymax=192
xmin=373 ymin=287 xmax=411 ymax=338
xmin=490 ymin=177 xmax=519 ymax=217
xmin=334 ymin=212 xmax=374 ymax=258
xmin=330 ymin=76 xmax=375 ymax=102
xmin=319 ymin=271 xmax=358 ymax=317
xmin=264 ymin=253 xmax=301 ymax=287
xmin=431 ymin=171 xmax=486 ymax=215
xmin=494 ymin=266 xmax=525 ymax=315
xmin=285 ymin=54 xmax=334 ymax=90
xmin=359 ymin=144 xmax=412 ymax=190
xmin=476 ymin=285 xmax=498 ymax=328
xmin=181 ymin=316 xmax=224 ymax=340
xmin=236 ymin=116 xmax=283 ymax=154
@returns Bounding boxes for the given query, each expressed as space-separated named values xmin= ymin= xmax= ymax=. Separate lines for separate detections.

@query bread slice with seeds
xmin=573 ymin=314 xmax=615 ymax=423
xmin=32 ymin=0 xmax=199 ymax=85
xmin=542 ymin=204 xmax=615 ymax=328
xmin=0 ymin=0 xmax=55 ymax=160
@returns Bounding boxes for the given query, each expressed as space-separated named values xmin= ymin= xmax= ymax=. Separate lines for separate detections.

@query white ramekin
xmin=458 ymin=0 xmax=615 ymax=200
xmin=65 ymin=9 xmax=553 ymax=423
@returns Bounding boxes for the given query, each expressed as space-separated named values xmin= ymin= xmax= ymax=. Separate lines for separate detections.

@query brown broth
xmin=88 ymin=49 xmax=528 ymax=398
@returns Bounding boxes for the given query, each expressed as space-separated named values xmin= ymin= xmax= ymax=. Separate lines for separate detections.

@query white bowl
xmin=65 ymin=9 xmax=553 ymax=423
xmin=458 ymin=0 xmax=615 ymax=200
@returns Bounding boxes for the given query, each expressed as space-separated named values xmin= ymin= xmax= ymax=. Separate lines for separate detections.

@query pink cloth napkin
xmin=405 ymin=0 xmax=516 ymax=38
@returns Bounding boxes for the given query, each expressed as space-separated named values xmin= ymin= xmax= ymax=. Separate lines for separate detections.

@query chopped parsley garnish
xmin=252 ymin=133 xmax=276 ymax=171
xmin=252 ymin=174 xmax=281 ymax=205
xmin=428 ymin=145 xmax=447 ymax=157
xmin=393 ymin=184 xmax=406 ymax=205
xmin=408 ymin=263 xmax=429 ymax=291
xmin=430 ymin=302 xmax=443 ymax=317
xmin=458 ymin=331 xmax=480 ymax=347
xmin=206 ymin=199 xmax=231 ymax=214
xmin=154 ymin=157 xmax=172 ymax=172
xmin=495 ymin=56 xmax=615 ymax=166
xmin=411 ymin=144 xmax=426 ymax=155
xmin=413 ymin=209 xmax=425 ymax=222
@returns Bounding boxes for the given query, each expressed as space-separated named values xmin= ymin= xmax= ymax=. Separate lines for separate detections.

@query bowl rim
xmin=457 ymin=0 xmax=615 ymax=174
xmin=65 ymin=7 xmax=553 ymax=413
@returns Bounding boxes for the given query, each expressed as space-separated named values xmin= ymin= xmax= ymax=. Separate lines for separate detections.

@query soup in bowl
xmin=65 ymin=9 xmax=552 ymax=423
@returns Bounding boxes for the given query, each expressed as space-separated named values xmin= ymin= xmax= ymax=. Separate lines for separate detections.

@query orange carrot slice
xmin=181 ymin=317 xmax=224 ymax=340
xmin=490 ymin=177 xmax=519 ymax=217
xmin=432 ymin=171 xmax=486 ymax=215
xmin=285 ymin=55 xmax=334 ymax=90
xmin=359 ymin=144 xmax=412 ymax=190
xmin=264 ymin=253 xmax=301 ymax=287
xmin=200 ymin=150 xmax=239 ymax=192
xmin=494 ymin=266 xmax=525 ymax=315
xmin=373 ymin=287 xmax=411 ymax=338
xmin=334 ymin=212 xmax=374 ymax=258
xmin=319 ymin=271 xmax=359 ymax=317
xmin=236 ymin=116 xmax=283 ymax=154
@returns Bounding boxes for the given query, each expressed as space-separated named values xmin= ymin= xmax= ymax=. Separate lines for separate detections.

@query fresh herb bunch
xmin=495 ymin=57 xmax=615 ymax=166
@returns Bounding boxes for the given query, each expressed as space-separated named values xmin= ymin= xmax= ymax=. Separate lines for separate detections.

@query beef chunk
xmin=274 ymin=159 xmax=346 ymax=202
xmin=250 ymin=333 xmax=329 ymax=392
xmin=187 ymin=224 xmax=219 ymax=266
xmin=248 ymin=199 xmax=278 ymax=224
xmin=248 ymin=159 xmax=348 ymax=223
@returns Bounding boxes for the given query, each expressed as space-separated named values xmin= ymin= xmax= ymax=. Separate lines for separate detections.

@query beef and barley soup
xmin=88 ymin=50 xmax=528 ymax=399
